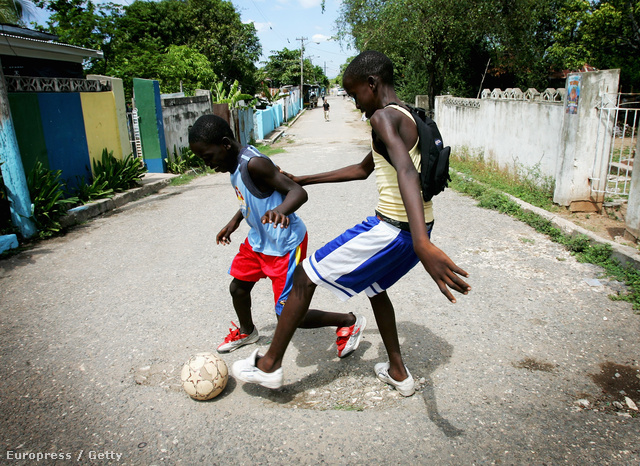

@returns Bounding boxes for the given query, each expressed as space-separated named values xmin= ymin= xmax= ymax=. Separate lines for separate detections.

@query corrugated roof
xmin=0 ymin=30 xmax=103 ymax=61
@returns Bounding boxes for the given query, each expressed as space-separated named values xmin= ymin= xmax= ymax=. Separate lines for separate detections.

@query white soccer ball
xmin=181 ymin=352 xmax=228 ymax=400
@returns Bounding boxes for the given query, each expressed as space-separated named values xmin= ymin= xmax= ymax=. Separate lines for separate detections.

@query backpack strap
xmin=373 ymin=103 xmax=417 ymax=164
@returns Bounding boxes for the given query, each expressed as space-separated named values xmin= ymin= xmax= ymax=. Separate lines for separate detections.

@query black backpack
xmin=378 ymin=103 xmax=451 ymax=202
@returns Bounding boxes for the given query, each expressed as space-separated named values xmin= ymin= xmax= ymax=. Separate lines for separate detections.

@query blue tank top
xmin=230 ymin=146 xmax=307 ymax=256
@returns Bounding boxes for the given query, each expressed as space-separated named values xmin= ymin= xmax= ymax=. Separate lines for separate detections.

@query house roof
xmin=0 ymin=24 xmax=103 ymax=63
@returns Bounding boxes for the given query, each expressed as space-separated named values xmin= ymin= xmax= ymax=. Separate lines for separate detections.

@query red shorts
xmin=229 ymin=233 xmax=308 ymax=315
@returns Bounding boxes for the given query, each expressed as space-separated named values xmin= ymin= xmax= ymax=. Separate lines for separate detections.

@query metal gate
xmin=590 ymin=93 xmax=639 ymax=197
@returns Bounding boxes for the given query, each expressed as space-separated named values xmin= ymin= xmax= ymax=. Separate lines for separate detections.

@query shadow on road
xmin=237 ymin=319 xmax=464 ymax=438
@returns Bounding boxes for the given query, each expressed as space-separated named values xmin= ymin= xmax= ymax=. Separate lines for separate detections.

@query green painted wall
xmin=8 ymin=93 xmax=48 ymax=174
xmin=133 ymin=78 xmax=167 ymax=173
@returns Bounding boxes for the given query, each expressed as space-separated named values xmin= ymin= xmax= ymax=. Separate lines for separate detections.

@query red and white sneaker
xmin=336 ymin=314 xmax=366 ymax=358
xmin=217 ymin=322 xmax=259 ymax=353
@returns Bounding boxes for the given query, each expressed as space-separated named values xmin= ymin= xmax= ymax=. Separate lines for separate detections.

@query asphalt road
xmin=1 ymin=96 xmax=639 ymax=465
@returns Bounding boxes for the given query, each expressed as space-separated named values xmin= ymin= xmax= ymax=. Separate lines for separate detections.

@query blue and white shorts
xmin=302 ymin=215 xmax=433 ymax=301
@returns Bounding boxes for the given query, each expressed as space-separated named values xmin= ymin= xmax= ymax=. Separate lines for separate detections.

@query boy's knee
xmin=293 ymin=264 xmax=316 ymax=291
xmin=229 ymin=279 xmax=253 ymax=298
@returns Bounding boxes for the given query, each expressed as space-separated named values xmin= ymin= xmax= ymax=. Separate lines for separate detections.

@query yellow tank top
xmin=372 ymin=105 xmax=434 ymax=223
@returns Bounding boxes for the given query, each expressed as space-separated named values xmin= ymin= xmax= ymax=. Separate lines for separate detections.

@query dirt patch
xmin=513 ymin=357 xmax=557 ymax=373
xmin=573 ymin=362 xmax=640 ymax=417
xmin=590 ymin=362 xmax=640 ymax=398
xmin=553 ymin=202 xmax=638 ymax=248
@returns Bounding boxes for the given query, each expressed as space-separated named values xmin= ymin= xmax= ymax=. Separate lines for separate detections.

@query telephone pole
xmin=296 ymin=37 xmax=307 ymax=110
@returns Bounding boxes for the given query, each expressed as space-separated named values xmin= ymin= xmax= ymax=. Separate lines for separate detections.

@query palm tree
xmin=0 ymin=0 xmax=36 ymax=26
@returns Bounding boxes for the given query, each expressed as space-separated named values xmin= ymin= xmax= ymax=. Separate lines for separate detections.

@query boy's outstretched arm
xmin=372 ymin=111 xmax=471 ymax=303
xmin=247 ymin=157 xmax=308 ymax=228
xmin=217 ymin=209 xmax=243 ymax=245
xmin=281 ymin=152 xmax=374 ymax=186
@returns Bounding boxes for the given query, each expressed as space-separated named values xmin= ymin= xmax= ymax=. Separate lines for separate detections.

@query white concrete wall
xmin=555 ymin=70 xmax=620 ymax=206
xmin=432 ymin=69 xmax=621 ymax=206
xmin=434 ymin=95 xmax=564 ymax=180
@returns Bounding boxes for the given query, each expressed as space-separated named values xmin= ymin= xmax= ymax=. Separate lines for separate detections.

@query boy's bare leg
xmin=257 ymin=265 xmax=317 ymax=372
xmin=369 ymin=291 xmax=409 ymax=381
xmin=229 ymin=278 xmax=256 ymax=333
xmin=298 ymin=309 xmax=355 ymax=329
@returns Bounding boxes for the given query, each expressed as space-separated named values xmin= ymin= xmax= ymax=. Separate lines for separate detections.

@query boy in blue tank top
xmin=188 ymin=115 xmax=366 ymax=356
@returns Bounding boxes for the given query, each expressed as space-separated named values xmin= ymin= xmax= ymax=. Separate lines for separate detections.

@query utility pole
xmin=296 ymin=37 xmax=307 ymax=110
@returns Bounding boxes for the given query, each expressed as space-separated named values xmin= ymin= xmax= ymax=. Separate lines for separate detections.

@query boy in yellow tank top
xmin=232 ymin=50 xmax=471 ymax=395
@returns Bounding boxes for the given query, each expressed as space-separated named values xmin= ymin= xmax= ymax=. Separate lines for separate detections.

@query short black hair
xmin=188 ymin=114 xmax=234 ymax=145
xmin=343 ymin=50 xmax=394 ymax=86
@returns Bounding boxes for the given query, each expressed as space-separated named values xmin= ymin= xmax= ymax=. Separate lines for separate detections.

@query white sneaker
xmin=374 ymin=362 xmax=415 ymax=397
xmin=232 ymin=349 xmax=283 ymax=389
xmin=336 ymin=314 xmax=366 ymax=358
xmin=217 ymin=322 xmax=259 ymax=353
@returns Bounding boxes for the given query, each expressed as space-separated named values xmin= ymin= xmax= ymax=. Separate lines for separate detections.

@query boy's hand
xmin=417 ymin=242 xmax=470 ymax=303
xmin=262 ymin=209 xmax=289 ymax=228
xmin=279 ymin=168 xmax=302 ymax=185
xmin=216 ymin=212 xmax=242 ymax=245
xmin=216 ymin=226 xmax=234 ymax=245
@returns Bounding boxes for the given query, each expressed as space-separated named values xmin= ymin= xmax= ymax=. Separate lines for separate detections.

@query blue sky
xmin=29 ymin=0 xmax=354 ymax=80
xmin=232 ymin=0 xmax=354 ymax=79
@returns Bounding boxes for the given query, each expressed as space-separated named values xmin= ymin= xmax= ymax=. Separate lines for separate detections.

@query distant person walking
xmin=323 ymin=99 xmax=330 ymax=121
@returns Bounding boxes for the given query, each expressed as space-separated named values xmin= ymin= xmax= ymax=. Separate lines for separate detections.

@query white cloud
xmin=299 ymin=0 xmax=322 ymax=8
xmin=244 ymin=19 xmax=272 ymax=33
xmin=311 ymin=34 xmax=331 ymax=43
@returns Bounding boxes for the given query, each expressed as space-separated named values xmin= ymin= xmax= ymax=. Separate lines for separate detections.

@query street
xmin=1 ymin=95 xmax=639 ymax=464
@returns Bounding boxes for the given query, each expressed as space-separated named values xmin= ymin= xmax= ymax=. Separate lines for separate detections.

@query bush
xmin=74 ymin=173 xmax=114 ymax=203
xmin=92 ymin=149 xmax=147 ymax=192
xmin=27 ymin=161 xmax=79 ymax=238
xmin=165 ymin=146 xmax=206 ymax=174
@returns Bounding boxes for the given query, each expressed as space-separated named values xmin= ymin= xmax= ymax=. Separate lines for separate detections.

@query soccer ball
xmin=181 ymin=352 xmax=228 ymax=400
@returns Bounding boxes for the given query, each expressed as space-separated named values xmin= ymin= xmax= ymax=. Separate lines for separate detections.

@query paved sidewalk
xmin=1 ymin=96 xmax=639 ymax=464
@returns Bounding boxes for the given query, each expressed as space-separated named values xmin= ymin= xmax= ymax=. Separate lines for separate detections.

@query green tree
xmin=110 ymin=0 xmax=260 ymax=93
xmin=547 ymin=0 xmax=640 ymax=91
xmin=338 ymin=0 xmax=489 ymax=109
xmin=156 ymin=45 xmax=218 ymax=95
xmin=485 ymin=0 xmax=566 ymax=91
xmin=35 ymin=0 xmax=261 ymax=97
xmin=258 ymin=48 xmax=301 ymax=87
xmin=34 ymin=0 xmax=122 ymax=75
xmin=257 ymin=47 xmax=329 ymax=88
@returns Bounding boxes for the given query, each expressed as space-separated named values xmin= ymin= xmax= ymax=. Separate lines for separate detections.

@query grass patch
xmin=331 ymin=403 xmax=364 ymax=412
xmin=449 ymin=171 xmax=640 ymax=310
xmin=169 ymin=168 xmax=214 ymax=186
xmin=450 ymin=150 xmax=557 ymax=211
xmin=254 ymin=143 xmax=285 ymax=157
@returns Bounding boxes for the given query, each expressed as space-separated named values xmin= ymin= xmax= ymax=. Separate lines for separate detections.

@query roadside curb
xmin=60 ymin=174 xmax=176 ymax=229
xmin=504 ymin=192 xmax=640 ymax=269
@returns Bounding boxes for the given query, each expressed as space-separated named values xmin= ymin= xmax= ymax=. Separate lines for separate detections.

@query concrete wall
xmin=133 ymin=78 xmax=167 ymax=173
xmin=10 ymin=92 xmax=92 ymax=190
xmin=627 ymin=134 xmax=640 ymax=239
xmin=434 ymin=95 xmax=564 ymax=180
xmin=555 ymin=70 xmax=620 ymax=206
xmin=87 ymin=75 xmax=130 ymax=158
xmin=161 ymin=93 xmax=212 ymax=158
xmin=254 ymin=103 xmax=284 ymax=141
xmin=10 ymin=78 xmax=132 ymax=189
xmin=80 ymin=91 xmax=123 ymax=163
xmin=433 ymin=69 xmax=621 ymax=207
